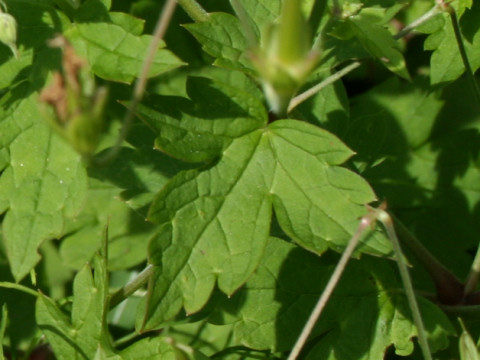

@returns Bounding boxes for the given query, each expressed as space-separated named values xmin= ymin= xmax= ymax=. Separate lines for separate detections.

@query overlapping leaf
xmin=206 ymin=237 xmax=454 ymax=357
xmin=348 ymin=76 xmax=480 ymax=277
xmin=36 ymin=248 xmax=111 ymax=359
xmin=134 ymin=75 xmax=391 ymax=329
xmin=65 ymin=22 xmax=185 ymax=83
xmin=420 ymin=1 xmax=480 ymax=85
xmin=184 ymin=13 xmax=252 ymax=74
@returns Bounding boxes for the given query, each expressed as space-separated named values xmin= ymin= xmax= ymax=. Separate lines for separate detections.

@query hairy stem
xmin=377 ymin=210 xmax=433 ymax=360
xmin=287 ymin=209 xmax=378 ymax=360
xmin=109 ymin=265 xmax=154 ymax=309
xmin=288 ymin=61 xmax=361 ymax=113
xmin=447 ymin=5 xmax=480 ymax=105
xmin=393 ymin=5 xmax=441 ymax=40
xmin=177 ymin=0 xmax=209 ymax=22
xmin=96 ymin=0 xmax=177 ymax=164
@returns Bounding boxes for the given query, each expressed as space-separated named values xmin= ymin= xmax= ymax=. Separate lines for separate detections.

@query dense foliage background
xmin=1 ymin=0 xmax=480 ymax=358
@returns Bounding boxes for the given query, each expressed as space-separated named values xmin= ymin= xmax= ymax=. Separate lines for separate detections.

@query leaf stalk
xmin=177 ymin=0 xmax=209 ymax=22
xmin=109 ymin=265 xmax=154 ymax=309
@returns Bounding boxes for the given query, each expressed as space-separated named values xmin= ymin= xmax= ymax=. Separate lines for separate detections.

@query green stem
xmin=0 ymin=282 xmax=37 ymax=297
xmin=393 ymin=5 xmax=441 ymax=40
xmin=177 ymin=0 xmax=209 ymax=22
xmin=109 ymin=265 xmax=153 ymax=309
xmin=288 ymin=61 xmax=361 ymax=113
xmin=289 ymin=4 xmax=445 ymax=113
xmin=377 ymin=210 xmax=433 ymax=360
xmin=393 ymin=218 xmax=464 ymax=304
xmin=447 ymin=5 xmax=480 ymax=105
xmin=287 ymin=209 xmax=378 ymax=360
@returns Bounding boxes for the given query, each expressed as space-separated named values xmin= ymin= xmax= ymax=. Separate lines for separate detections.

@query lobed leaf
xmin=138 ymin=119 xmax=391 ymax=330
xmin=421 ymin=2 xmax=480 ymax=85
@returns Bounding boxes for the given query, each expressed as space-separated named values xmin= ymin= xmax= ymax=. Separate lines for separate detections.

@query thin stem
xmin=177 ymin=0 xmax=209 ymax=22
xmin=287 ymin=61 xmax=361 ymax=113
xmin=393 ymin=5 xmax=441 ymax=40
xmin=109 ymin=265 xmax=154 ymax=309
xmin=448 ymin=5 xmax=480 ymax=105
xmin=96 ymin=0 xmax=177 ymax=164
xmin=377 ymin=210 xmax=433 ymax=360
xmin=0 ymin=282 xmax=38 ymax=297
xmin=287 ymin=210 xmax=378 ymax=360
xmin=289 ymin=3 xmax=445 ymax=114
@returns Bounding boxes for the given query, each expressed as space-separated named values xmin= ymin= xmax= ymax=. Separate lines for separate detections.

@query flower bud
xmin=459 ymin=319 xmax=480 ymax=360
xmin=39 ymin=36 xmax=108 ymax=157
xmin=0 ymin=11 xmax=18 ymax=58
xmin=251 ymin=0 xmax=319 ymax=116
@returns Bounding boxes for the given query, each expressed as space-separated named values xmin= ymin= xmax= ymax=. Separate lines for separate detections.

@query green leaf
xmin=118 ymin=337 xmax=209 ymax=360
xmin=59 ymin=182 xmax=155 ymax=271
xmin=37 ymin=237 xmax=112 ymax=359
xmin=209 ymin=237 xmax=454 ymax=356
xmin=421 ymin=2 xmax=480 ymax=85
xmin=2 ymin=123 xmax=87 ymax=281
xmin=138 ymin=119 xmax=391 ymax=330
xmin=36 ymin=293 xmax=82 ymax=360
xmin=348 ymin=75 xmax=480 ymax=278
xmin=65 ymin=22 xmax=185 ymax=84
xmin=61 ymin=123 xmax=193 ymax=270
xmin=184 ymin=13 xmax=252 ymax=74
xmin=230 ymin=0 xmax=281 ymax=40
xmin=347 ymin=12 xmax=410 ymax=80
xmin=133 ymin=75 xmax=267 ymax=162
xmin=292 ymin=68 xmax=350 ymax=137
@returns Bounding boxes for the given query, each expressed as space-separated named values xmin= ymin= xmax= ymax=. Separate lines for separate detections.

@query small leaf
xmin=421 ymin=3 xmax=480 ymax=85
xmin=36 ymin=293 xmax=81 ymax=360
xmin=65 ymin=22 xmax=185 ymax=83
xmin=347 ymin=13 xmax=410 ymax=80
xmin=184 ymin=13 xmax=252 ymax=74
xmin=37 ymin=236 xmax=112 ymax=359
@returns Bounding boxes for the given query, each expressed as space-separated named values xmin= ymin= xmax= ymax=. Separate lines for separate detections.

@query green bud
xmin=0 ymin=11 xmax=18 ymax=58
xmin=251 ymin=0 xmax=319 ymax=117
xmin=39 ymin=36 xmax=108 ymax=158
xmin=459 ymin=319 xmax=480 ymax=360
